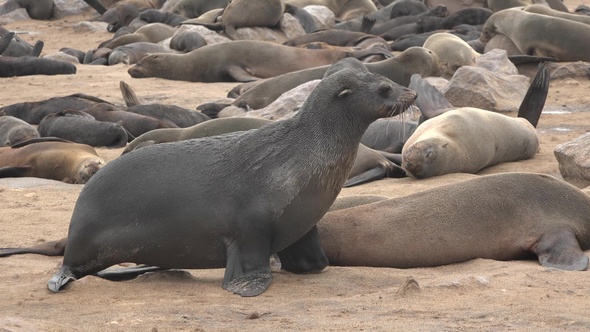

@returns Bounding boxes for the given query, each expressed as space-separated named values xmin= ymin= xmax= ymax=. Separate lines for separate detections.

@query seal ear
xmin=338 ymin=89 xmax=352 ymax=98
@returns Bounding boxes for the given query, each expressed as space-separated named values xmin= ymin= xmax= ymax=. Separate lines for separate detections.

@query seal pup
xmin=0 ymin=139 xmax=105 ymax=184
xmin=319 ymin=172 xmax=590 ymax=270
xmin=480 ymin=9 xmax=590 ymax=62
xmin=46 ymin=66 xmax=417 ymax=296
xmin=0 ymin=116 xmax=39 ymax=146
xmin=401 ymin=65 xmax=549 ymax=179
xmin=423 ymin=32 xmax=479 ymax=77
xmin=108 ymin=42 xmax=173 ymax=65
xmin=183 ymin=0 xmax=286 ymax=39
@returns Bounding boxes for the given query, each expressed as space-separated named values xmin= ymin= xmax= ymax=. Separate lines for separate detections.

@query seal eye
xmin=338 ymin=89 xmax=352 ymax=98
xmin=378 ymin=83 xmax=392 ymax=95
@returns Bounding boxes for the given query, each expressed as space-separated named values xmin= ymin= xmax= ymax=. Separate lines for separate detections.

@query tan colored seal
xmin=480 ymin=9 xmax=590 ymax=62
xmin=0 ymin=140 xmax=105 ymax=184
xmin=319 ymin=172 xmax=590 ymax=270
xmin=423 ymin=32 xmax=479 ymax=78
xmin=401 ymin=108 xmax=539 ymax=179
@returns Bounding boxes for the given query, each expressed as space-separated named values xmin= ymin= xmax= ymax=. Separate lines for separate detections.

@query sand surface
xmin=2 ymin=1 xmax=590 ymax=331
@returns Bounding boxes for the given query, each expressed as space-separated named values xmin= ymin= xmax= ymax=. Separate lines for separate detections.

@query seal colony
xmin=46 ymin=66 xmax=417 ymax=296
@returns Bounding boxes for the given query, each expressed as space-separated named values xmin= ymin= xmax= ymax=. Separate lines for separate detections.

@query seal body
xmin=423 ymin=32 xmax=479 ymax=77
xmin=47 ymin=67 xmax=417 ymax=296
xmin=0 ymin=140 xmax=105 ymax=184
xmin=480 ymin=9 xmax=590 ymax=62
xmin=127 ymin=40 xmax=364 ymax=82
xmin=319 ymin=173 xmax=590 ymax=270
xmin=0 ymin=58 xmax=77 ymax=78
xmin=0 ymin=116 xmax=39 ymax=146
xmin=401 ymin=108 xmax=539 ymax=179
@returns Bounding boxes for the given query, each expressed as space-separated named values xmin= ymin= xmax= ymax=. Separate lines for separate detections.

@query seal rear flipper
xmin=517 ymin=63 xmax=550 ymax=128
xmin=96 ymin=265 xmax=165 ymax=281
xmin=409 ymin=74 xmax=453 ymax=120
xmin=29 ymin=41 xmax=44 ymax=57
xmin=277 ymin=226 xmax=328 ymax=273
xmin=0 ymin=238 xmax=66 ymax=257
xmin=82 ymin=0 xmax=107 ymax=15
xmin=47 ymin=266 xmax=78 ymax=293
xmin=0 ymin=166 xmax=32 ymax=178
xmin=344 ymin=167 xmax=387 ymax=187
xmin=507 ymin=55 xmax=557 ymax=66
xmin=532 ymin=228 xmax=589 ymax=271
xmin=226 ymin=65 xmax=262 ymax=82
xmin=119 ymin=81 xmax=141 ymax=107
xmin=360 ymin=15 xmax=377 ymax=34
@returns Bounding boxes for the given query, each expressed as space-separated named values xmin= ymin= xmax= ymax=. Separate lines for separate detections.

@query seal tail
xmin=517 ymin=63 xmax=550 ymax=128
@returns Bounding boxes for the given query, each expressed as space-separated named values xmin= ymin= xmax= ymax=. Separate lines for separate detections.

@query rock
xmin=53 ymin=0 xmax=92 ymax=18
xmin=484 ymin=33 xmax=522 ymax=56
xmin=0 ymin=8 xmax=29 ymax=24
xmin=43 ymin=52 xmax=80 ymax=63
xmin=279 ymin=13 xmax=305 ymax=40
xmin=545 ymin=62 xmax=590 ymax=80
xmin=72 ymin=21 xmax=109 ymax=33
xmin=554 ymin=132 xmax=590 ymax=188
xmin=476 ymin=48 xmax=518 ymax=76
xmin=175 ymin=25 xmax=231 ymax=45
xmin=303 ymin=5 xmax=335 ymax=30
xmin=246 ymin=80 xmax=320 ymax=120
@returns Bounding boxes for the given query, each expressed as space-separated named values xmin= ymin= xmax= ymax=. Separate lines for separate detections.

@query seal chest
xmin=48 ymin=66 xmax=416 ymax=296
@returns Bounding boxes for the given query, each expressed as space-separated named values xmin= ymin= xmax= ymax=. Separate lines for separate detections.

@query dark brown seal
xmin=46 ymin=65 xmax=417 ymax=296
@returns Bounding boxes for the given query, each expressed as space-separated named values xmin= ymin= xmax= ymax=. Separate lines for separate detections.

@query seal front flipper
xmin=344 ymin=167 xmax=387 ymax=187
xmin=0 ymin=166 xmax=32 ymax=178
xmin=47 ymin=266 xmax=78 ymax=293
xmin=517 ymin=63 xmax=550 ymax=128
xmin=0 ymin=32 xmax=15 ymax=55
xmin=276 ymin=226 xmax=328 ymax=273
xmin=222 ymin=234 xmax=273 ymax=297
xmin=532 ymin=228 xmax=589 ymax=271
xmin=226 ymin=65 xmax=261 ymax=82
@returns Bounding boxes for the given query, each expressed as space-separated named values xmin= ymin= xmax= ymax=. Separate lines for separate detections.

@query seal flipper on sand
xmin=223 ymin=236 xmax=273 ymax=296
xmin=533 ymin=228 xmax=589 ymax=271
xmin=0 ymin=166 xmax=32 ymax=178
xmin=517 ymin=63 xmax=550 ymax=128
xmin=226 ymin=65 xmax=262 ymax=82
xmin=344 ymin=168 xmax=388 ymax=187
xmin=0 ymin=238 xmax=65 ymax=257
xmin=47 ymin=266 xmax=77 ymax=292
xmin=277 ymin=226 xmax=328 ymax=273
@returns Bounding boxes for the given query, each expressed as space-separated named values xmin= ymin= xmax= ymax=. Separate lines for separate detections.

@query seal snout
xmin=386 ymin=88 xmax=417 ymax=118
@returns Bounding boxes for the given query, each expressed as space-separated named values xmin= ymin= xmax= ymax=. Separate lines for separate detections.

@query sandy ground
xmin=2 ymin=1 xmax=590 ymax=331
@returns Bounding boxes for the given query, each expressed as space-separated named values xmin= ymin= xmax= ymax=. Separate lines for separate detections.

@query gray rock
xmin=279 ymin=13 xmax=305 ymax=40
xmin=72 ymin=21 xmax=109 ymax=33
xmin=545 ymin=62 xmax=590 ymax=80
xmin=228 ymin=26 xmax=286 ymax=42
xmin=246 ymin=80 xmax=320 ymax=120
xmin=53 ymin=0 xmax=92 ymax=18
xmin=554 ymin=132 xmax=590 ymax=188
xmin=476 ymin=48 xmax=519 ymax=76
xmin=43 ymin=52 xmax=80 ymax=63
xmin=175 ymin=25 xmax=231 ymax=45
xmin=422 ymin=50 xmax=529 ymax=112
xmin=0 ymin=8 xmax=29 ymax=24
xmin=303 ymin=5 xmax=335 ymax=30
